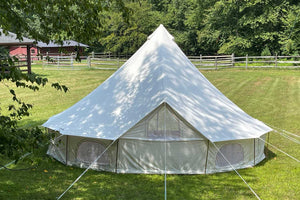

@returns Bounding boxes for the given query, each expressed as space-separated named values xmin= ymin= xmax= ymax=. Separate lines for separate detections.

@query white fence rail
xmin=41 ymin=53 xmax=300 ymax=70
xmin=190 ymin=54 xmax=235 ymax=70
xmin=87 ymin=57 xmax=127 ymax=70
xmin=234 ymin=55 xmax=300 ymax=69
xmin=42 ymin=54 xmax=88 ymax=70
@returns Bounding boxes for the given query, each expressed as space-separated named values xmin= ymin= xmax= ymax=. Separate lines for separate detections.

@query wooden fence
xmin=0 ymin=56 xmax=31 ymax=74
xmin=234 ymin=55 xmax=300 ymax=69
xmin=42 ymin=54 xmax=88 ymax=70
xmin=190 ymin=54 xmax=234 ymax=69
xmin=41 ymin=53 xmax=300 ymax=70
xmin=190 ymin=54 xmax=300 ymax=69
xmin=87 ymin=57 xmax=126 ymax=70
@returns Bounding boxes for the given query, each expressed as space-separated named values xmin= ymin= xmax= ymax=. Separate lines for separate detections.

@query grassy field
xmin=0 ymin=66 xmax=299 ymax=199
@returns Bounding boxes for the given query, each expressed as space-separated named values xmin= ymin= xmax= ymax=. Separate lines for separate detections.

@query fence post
xmin=42 ymin=54 xmax=45 ymax=70
xmin=57 ymin=55 xmax=59 ymax=69
xmin=275 ymin=53 xmax=278 ymax=68
xmin=215 ymin=56 xmax=218 ymax=70
xmin=246 ymin=54 xmax=248 ymax=69
xmin=87 ymin=56 xmax=91 ymax=68
xmin=46 ymin=52 xmax=49 ymax=69
xmin=70 ymin=54 xmax=73 ymax=69
xmin=200 ymin=54 xmax=202 ymax=68
xmin=26 ymin=45 xmax=32 ymax=74
xmin=232 ymin=53 xmax=235 ymax=67
xmin=92 ymin=51 xmax=95 ymax=58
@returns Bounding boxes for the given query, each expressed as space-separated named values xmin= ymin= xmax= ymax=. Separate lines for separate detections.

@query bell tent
xmin=43 ymin=25 xmax=272 ymax=174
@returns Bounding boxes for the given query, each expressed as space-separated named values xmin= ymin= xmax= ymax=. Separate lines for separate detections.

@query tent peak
xmin=147 ymin=24 xmax=174 ymax=41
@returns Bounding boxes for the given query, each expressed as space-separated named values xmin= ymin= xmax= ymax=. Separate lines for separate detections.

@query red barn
xmin=7 ymin=40 xmax=88 ymax=58
xmin=9 ymin=46 xmax=38 ymax=57
xmin=0 ymin=29 xmax=34 ymax=73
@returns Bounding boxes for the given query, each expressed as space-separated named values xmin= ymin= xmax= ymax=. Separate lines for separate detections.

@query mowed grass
xmin=0 ymin=66 xmax=299 ymax=199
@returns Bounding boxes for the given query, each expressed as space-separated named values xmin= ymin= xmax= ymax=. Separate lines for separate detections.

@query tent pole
xmin=204 ymin=140 xmax=209 ymax=174
xmin=115 ymin=140 xmax=119 ymax=173
xmin=163 ymin=103 xmax=167 ymax=200
xmin=65 ymin=135 xmax=69 ymax=165
xmin=254 ymin=139 xmax=256 ymax=166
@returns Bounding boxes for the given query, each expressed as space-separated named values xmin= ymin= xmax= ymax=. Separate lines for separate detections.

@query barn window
xmin=77 ymin=141 xmax=109 ymax=165
xmin=216 ymin=143 xmax=244 ymax=167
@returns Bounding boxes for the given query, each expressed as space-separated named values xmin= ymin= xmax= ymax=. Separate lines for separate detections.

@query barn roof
xmin=37 ymin=40 xmax=88 ymax=48
xmin=0 ymin=29 xmax=34 ymax=46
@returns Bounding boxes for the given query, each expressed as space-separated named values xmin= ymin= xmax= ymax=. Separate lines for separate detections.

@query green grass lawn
xmin=0 ymin=66 xmax=299 ymax=199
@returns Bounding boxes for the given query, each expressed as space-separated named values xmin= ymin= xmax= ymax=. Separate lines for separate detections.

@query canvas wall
xmin=47 ymin=104 xmax=266 ymax=174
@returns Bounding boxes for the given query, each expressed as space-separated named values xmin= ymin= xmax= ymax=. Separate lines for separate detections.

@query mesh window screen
xmin=147 ymin=106 xmax=180 ymax=139
xmin=77 ymin=141 xmax=109 ymax=165
xmin=216 ymin=143 xmax=244 ymax=167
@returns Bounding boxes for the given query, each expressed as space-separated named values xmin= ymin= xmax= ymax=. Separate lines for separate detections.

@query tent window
xmin=147 ymin=107 xmax=180 ymax=139
xmin=77 ymin=141 xmax=109 ymax=165
xmin=216 ymin=143 xmax=244 ymax=167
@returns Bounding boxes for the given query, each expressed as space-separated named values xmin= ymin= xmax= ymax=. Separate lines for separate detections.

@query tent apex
xmin=147 ymin=24 xmax=174 ymax=41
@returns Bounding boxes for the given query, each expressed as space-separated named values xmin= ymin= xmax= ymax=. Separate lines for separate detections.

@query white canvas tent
xmin=43 ymin=24 xmax=272 ymax=174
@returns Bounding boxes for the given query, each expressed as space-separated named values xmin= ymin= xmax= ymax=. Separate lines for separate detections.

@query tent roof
xmin=37 ymin=40 xmax=88 ymax=48
xmin=0 ymin=29 xmax=34 ymax=46
xmin=43 ymin=24 xmax=272 ymax=142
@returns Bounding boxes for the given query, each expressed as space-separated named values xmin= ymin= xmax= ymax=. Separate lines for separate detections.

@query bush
xmin=261 ymin=46 xmax=271 ymax=56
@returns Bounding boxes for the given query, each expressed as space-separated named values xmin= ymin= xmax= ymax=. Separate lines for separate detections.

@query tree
xmin=0 ymin=0 xmax=129 ymax=43
xmin=0 ymin=56 xmax=68 ymax=160
xmin=0 ymin=0 xmax=128 ymax=160
xmin=198 ymin=0 xmax=300 ymax=55
xmin=99 ymin=1 xmax=163 ymax=55
xmin=280 ymin=4 xmax=300 ymax=55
